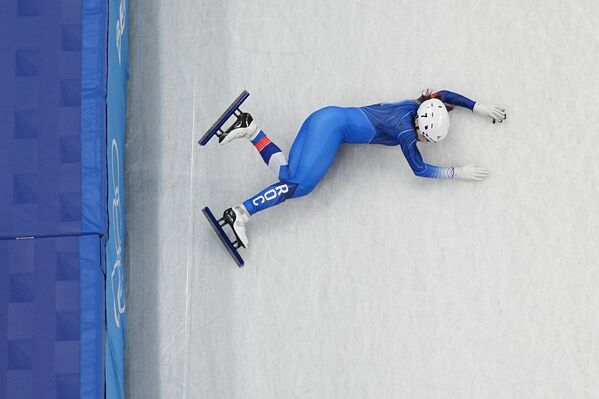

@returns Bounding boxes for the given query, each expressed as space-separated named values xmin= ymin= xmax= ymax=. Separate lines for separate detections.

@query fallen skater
xmin=202 ymin=89 xmax=506 ymax=265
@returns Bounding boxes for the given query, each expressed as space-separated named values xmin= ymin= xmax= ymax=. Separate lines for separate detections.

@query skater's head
xmin=415 ymin=89 xmax=451 ymax=143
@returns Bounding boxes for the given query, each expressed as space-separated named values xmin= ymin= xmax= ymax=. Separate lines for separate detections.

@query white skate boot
xmin=219 ymin=112 xmax=258 ymax=145
xmin=222 ymin=205 xmax=250 ymax=248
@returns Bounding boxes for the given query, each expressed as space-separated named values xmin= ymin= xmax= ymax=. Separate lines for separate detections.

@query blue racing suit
xmin=243 ymin=90 xmax=476 ymax=215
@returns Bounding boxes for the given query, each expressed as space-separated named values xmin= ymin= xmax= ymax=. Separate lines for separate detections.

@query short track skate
xmin=202 ymin=207 xmax=245 ymax=267
xmin=198 ymin=90 xmax=250 ymax=146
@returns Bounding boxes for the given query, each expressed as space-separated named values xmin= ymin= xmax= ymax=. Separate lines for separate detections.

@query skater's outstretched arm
xmin=433 ymin=90 xmax=507 ymax=123
xmin=432 ymin=90 xmax=476 ymax=110
xmin=399 ymin=135 xmax=488 ymax=181
xmin=400 ymin=137 xmax=454 ymax=179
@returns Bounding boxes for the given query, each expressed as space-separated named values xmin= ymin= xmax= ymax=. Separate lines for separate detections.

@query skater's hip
xmin=304 ymin=106 xmax=376 ymax=144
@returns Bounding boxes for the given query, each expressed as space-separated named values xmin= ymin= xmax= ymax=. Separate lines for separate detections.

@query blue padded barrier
xmin=81 ymin=0 xmax=109 ymax=237
xmin=105 ymin=1 xmax=128 ymax=397
xmin=0 ymin=0 xmax=106 ymax=240
xmin=1 ymin=0 xmax=127 ymax=398
xmin=0 ymin=235 xmax=103 ymax=399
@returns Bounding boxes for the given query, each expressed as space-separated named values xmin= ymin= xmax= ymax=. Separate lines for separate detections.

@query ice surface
xmin=125 ymin=1 xmax=599 ymax=398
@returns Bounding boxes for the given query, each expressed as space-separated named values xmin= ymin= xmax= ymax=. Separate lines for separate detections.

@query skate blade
xmin=198 ymin=90 xmax=250 ymax=146
xmin=202 ymin=207 xmax=245 ymax=267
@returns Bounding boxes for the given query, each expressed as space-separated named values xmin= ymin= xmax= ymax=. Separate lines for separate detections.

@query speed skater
xmin=212 ymin=89 xmax=506 ymax=250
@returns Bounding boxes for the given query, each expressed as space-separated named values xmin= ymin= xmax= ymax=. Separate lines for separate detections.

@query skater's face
xmin=415 ymin=117 xmax=429 ymax=143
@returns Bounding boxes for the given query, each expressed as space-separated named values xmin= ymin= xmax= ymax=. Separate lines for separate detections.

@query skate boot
xmin=219 ymin=112 xmax=258 ymax=145
xmin=222 ymin=205 xmax=250 ymax=248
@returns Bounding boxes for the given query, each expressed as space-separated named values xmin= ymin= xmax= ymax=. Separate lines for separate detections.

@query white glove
xmin=454 ymin=164 xmax=489 ymax=181
xmin=473 ymin=103 xmax=507 ymax=124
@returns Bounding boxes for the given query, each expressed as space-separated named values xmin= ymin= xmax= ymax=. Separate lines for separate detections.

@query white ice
xmin=124 ymin=1 xmax=599 ymax=398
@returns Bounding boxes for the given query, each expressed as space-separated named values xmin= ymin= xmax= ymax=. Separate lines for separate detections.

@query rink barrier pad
xmin=0 ymin=0 xmax=128 ymax=398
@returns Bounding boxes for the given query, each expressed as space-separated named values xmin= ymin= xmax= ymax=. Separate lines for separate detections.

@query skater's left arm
xmin=433 ymin=90 xmax=507 ymax=124
xmin=432 ymin=90 xmax=476 ymax=110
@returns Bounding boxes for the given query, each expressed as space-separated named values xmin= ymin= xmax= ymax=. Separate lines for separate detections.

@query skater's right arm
xmin=399 ymin=136 xmax=488 ymax=181
xmin=399 ymin=138 xmax=455 ymax=179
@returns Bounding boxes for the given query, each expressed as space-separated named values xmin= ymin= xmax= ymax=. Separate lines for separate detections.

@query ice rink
xmin=124 ymin=1 xmax=599 ymax=398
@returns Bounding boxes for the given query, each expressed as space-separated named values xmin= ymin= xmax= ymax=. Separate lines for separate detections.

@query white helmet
xmin=417 ymin=98 xmax=450 ymax=143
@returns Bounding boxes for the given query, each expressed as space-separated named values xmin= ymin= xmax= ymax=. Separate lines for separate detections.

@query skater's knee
xmin=293 ymin=183 xmax=316 ymax=198
xmin=283 ymin=175 xmax=316 ymax=198
xmin=263 ymin=181 xmax=298 ymax=202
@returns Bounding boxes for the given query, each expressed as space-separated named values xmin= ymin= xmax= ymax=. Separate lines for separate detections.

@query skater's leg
xmin=219 ymin=111 xmax=289 ymax=178
xmin=227 ymin=106 xmax=373 ymax=247
xmin=285 ymin=106 xmax=349 ymax=195
xmin=280 ymin=107 xmax=373 ymax=181
xmin=250 ymin=130 xmax=289 ymax=178
xmin=240 ymin=106 xmax=351 ymax=216
xmin=221 ymin=179 xmax=296 ymax=249
xmin=224 ymin=179 xmax=297 ymax=248
xmin=242 ymin=181 xmax=298 ymax=216
xmin=249 ymin=107 xmax=372 ymax=180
